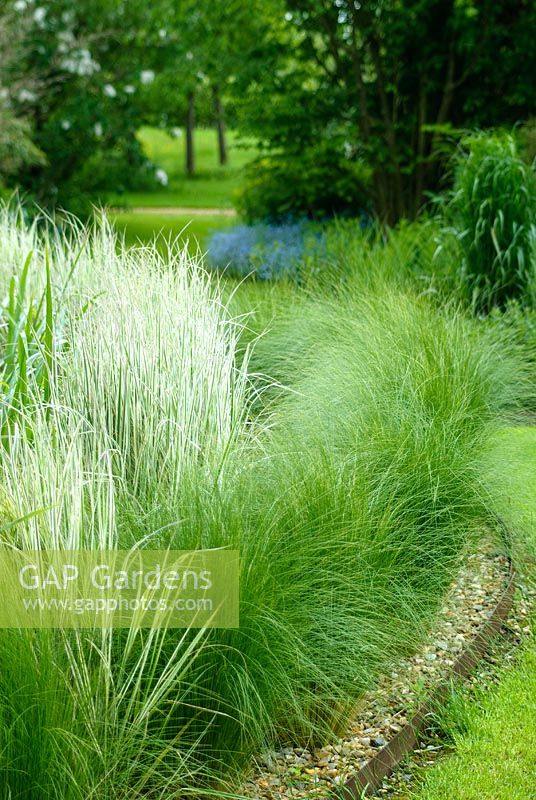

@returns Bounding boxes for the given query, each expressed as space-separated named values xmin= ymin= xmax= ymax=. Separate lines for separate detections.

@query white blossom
xmin=171 ymin=127 xmax=182 ymax=138
xmin=61 ymin=119 xmax=71 ymax=130
xmin=33 ymin=6 xmax=47 ymax=26
xmin=140 ymin=70 xmax=155 ymax=85
xmin=14 ymin=0 xmax=27 ymax=12
xmin=94 ymin=122 xmax=103 ymax=137
xmin=185 ymin=51 xmax=194 ymax=61
xmin=103 ymin=83 xmax=117 ymax=98
xmin=18 ymin=88 xmax=37 ymax=103
xmin=158 ymin=28 xmax=167 ymax=39
xmin=61 ymin=57 xmax=78 ymax=73
xmin=57 ymin=30 xmax=75 ymax=54
xmin=61 ymin=49 xmax=100 ymax=76
xmin=57 ymin=33 xmax=76 ymax=54
xmin=124 ymin=84 xmax=136 ymax=94
xmin=155 ymin=168 xmax=168 ymax=186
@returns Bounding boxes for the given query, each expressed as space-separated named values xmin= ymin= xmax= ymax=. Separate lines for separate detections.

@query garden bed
xmin=0 ymin=207 xmax=530 ymax=799
xmin=243 ymin=543 xmax=517 ymax=800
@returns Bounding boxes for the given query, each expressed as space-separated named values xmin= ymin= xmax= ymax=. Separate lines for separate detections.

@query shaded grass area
xmin=106 ymin=126 xmax=258 ymax=209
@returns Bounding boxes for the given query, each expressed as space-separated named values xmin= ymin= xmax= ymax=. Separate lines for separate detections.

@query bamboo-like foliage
xmin=450 ymin=132 xmax=536 ymax=314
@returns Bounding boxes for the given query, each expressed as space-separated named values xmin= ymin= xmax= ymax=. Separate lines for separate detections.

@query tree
xmin=5 ymin=0 xmax=167 ymax=209
xmin=234 ymin=0 xmax=536 ymax=223
xmin=147 ymin=0 xmax=276 ymax=174
xmin=0 ymin=4 xmax=44 ymax=186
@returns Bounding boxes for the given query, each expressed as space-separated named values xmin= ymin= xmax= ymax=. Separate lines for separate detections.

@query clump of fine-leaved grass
xmin=0 ymin=205 xmax=528 ymax=798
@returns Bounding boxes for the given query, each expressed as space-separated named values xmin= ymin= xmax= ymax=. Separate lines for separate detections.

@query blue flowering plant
xmin=207 ymin=221 xmax=325 ymax=281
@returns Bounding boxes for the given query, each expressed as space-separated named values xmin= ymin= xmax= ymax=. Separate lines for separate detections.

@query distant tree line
xmin=1 ymin=0 xmax=535 ymax=221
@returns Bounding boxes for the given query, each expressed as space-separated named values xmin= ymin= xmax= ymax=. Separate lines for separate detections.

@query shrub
xmin=449 ymin=132 xmax=536 ymax=314
xmin=72 ymin=140 xmax=156 ymax=196
xmin=298 ymin=217 xmax=454 ymax=296
xmin=236 ymin=138 xmax=371 ymax=224
xmin=518 ymin=118 xmax=536 ymax=169
xmin=485 ymin=301 xmax=536 ymax=411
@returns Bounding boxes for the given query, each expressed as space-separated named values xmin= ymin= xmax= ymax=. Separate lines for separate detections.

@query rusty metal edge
xmin=334 ymin=565 xmax=516 ymax=799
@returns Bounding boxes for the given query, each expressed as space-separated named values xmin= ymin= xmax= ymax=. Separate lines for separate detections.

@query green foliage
xmin=233 ymin=0 xmax=536 ymax=223
xmin=450 ymin=133 xmax=536 ymax=314
xmin=487 ymin=302 xmax=536 ymax=359
xmin=4 ymin=0 xmax=170 ymax=208
xmin=3 ymin=0 xmax=270 ymax=207
xmin=0 ymin=111 xmax=45 ymax=184
xmin=0 ymin=6 xmax=44 ymax=184
xmin=518 ymin=118 xmax=536 ymax=169
xmin=296 ymin=217 xmax=450 ymax=294
xmin=0 ymin=204 xmax=528 ymax=796
xmin=237 ymin=139 xmax=372 ymax=222
xmin=483 ymin=302 xmax=536 ymax=411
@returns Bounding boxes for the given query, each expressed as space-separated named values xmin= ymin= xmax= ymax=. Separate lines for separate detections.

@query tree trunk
xmin=186 ymin=90 xmax=195 ymax=177
xmin=213 ymin=84 xmax=228 ymax=166
xmin=355 ymin=9 xmax=404 ymax=221
xmin=414 ymin=78 xmax=428 ymax=217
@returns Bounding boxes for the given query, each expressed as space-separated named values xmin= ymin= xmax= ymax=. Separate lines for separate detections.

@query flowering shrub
xmin=207 ymin=221 xmax=325 ymax=280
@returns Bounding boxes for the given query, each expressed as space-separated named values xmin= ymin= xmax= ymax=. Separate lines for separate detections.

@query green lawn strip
xmin=411 ymin=645 xmax=536 ymax=800
xmin=494 ymin=425 xmax=536 ymax=534
xmin=110 ymin=211 xmax=236 ymax=253
xmin=105 ymin=126 xmax=258 ymax=209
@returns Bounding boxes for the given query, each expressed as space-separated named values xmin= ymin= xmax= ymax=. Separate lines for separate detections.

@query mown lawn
xmin=411 ymin=646 xmax=536 ymax=800
xmin=106 ymin=126 xmax=258 ymax=209
xmin=111 ymin=210 xmax=236 ymax=253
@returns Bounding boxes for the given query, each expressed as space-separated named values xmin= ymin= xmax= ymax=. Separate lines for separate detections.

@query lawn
xmin=111 ymin=210 xmax=236 ymax=253
xmin=410 ymin=642 xmax=536 ymax=800
xmin=106 ymin=126 xmax=258 ymax=209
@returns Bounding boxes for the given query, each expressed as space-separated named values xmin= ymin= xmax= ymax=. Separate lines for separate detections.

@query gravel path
xmin=242 ymin=545 xmax=519 ymax=800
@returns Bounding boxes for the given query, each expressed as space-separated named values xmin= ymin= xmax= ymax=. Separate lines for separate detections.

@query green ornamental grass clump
xmin=451 ymin=132 xmax=536 ymax=314
xmin=0 ymin=204 xmax=528 ymax=798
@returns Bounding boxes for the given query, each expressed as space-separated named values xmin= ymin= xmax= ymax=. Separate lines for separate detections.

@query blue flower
xmin=207 ymin=222 xmax=325 ymax=281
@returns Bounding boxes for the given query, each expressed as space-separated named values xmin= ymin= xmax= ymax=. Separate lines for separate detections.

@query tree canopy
xmin=234 ymin=0 xmax=536 ymax=222
xmin=2 ymin=0 xmax=535 ymax=220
